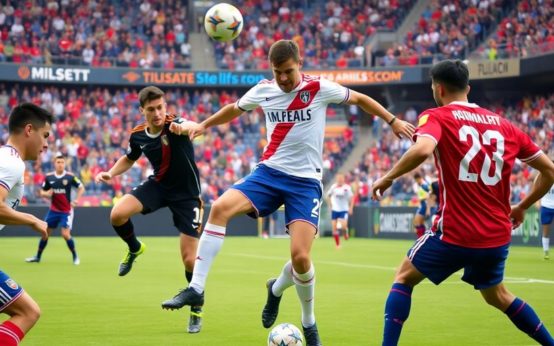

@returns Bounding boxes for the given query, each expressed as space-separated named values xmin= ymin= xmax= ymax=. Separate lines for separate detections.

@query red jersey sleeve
xmin=514 ymin=126 xmax=542 ymax=162
xmin=413 ymin=110 xmax=441 ymax=144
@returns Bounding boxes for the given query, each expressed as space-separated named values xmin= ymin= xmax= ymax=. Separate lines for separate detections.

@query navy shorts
xmin=131 ymin=179 xmax=202 ymax=238
xmin=0 ymin=270 xmax=24 ymax=312
xmin=232 ymin=164 xmax=322 ymax=231
xmin=45 ymin=210 xmax=73 ymax=229
xmin=416 ymin=201 xmax=427 ymax=216
xmin=540 ymin=206 xmax=554 ymax=225
xmin=408 ymin=232 xmax=509 ymax=289
xmin=331 ymin=211 xmax=348 ymax=220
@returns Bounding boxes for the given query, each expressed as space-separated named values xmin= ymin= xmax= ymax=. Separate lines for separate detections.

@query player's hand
xmin=95 ymin=171 xmax=112 ymax=184
xmin=31 ymin=218 xmax=48 ymax=238
xmin=71 ymin=200 xmax=78 ymax=207
xmin=510 ymin=205 xmax=525 ymax=229
xmin=169 ymin=122 xmax=189 ymax=136
xmin=371 ymin=177 xmax=394 ymax=201
xmin=391 ymin=119 xmax=415 ymax=140
xmin=42 ymin=189 xmax=53 ymax=198
xmin=187 ymin=122 xmax=207 ymax=140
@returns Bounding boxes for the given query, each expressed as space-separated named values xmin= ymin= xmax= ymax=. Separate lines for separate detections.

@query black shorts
xmin=130 ymin=179 xmax=203 ymax=238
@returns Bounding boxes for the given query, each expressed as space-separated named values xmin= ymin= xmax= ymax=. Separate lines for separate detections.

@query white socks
xmin=293 ymin=263 xmax=316 ymax=328
xmin=543 ymin=237 xmax=550 ymax=252
xmin=272 ymin=260 xmax=295 ymax=297
xmin=189 ymin=223 xmax=226 ymax=293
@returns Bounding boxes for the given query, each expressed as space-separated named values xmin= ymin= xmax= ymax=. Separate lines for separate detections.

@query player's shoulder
xmin=45 ymin=172 xmax=55 ymax=177
xmin=0 ymin=146 xmax=22 ymax=162
xmin=130 ymin=122 xmax=147 ymax=134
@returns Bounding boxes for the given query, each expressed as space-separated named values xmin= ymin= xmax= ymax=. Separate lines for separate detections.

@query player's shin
xmin=189 ymin=223 xmax=226 ymax=294
xmin=383 ymin=283 xmax=413 ymax=346
xmin=504 ymin=298 xmax=554 ymax=345
xmin=0 ymin=321 xmax=25 ymax=346
xmin=272 ymin=260 xmax=295 ymax=296
xmin=292 ymin=263 xmax=316 ymax=328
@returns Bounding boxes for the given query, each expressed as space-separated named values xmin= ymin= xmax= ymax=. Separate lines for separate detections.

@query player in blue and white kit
xmin=326 ymin=173 xmax=354 ymax=248
xmin=539 ymin=180 xmax=554 ymax=259
xmin=161 ymin=40 xmax=415 ymax=346
xmin=25 ymin=154 xmax=84 ymax=265
xmin=0 ymin=103 xmax=52 ymax=346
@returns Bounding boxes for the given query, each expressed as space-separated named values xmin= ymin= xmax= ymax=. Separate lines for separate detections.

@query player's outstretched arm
xmin=72 ymin=184 xmax=85 ymax=207
xmin=346 ymin=90 xmax=415 ymax=139
xmin=190 ymin=103 xmax=244 ymax=139
xmin=95 ymin=156 xmax=135 ymax=184
xmin=511 ymin=154 xmax=554 ymax=227
xmin=0 ymin=188 xmax=48 ymax=238
xmin=371 ymin=136 xmax=435 ymax=201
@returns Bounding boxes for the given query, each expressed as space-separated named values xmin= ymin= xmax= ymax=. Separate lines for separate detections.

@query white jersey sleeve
xmin=237 ymin=81 xmax=268 ymax=111
xmin=0 ymin=146 xmax=25 ymax=230
xmin=319 ymin=78 xmax=350 ymax=105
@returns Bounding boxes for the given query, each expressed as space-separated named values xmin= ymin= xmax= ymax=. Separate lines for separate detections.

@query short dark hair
xmin=8 ymin=103 xmax=54 ymax=134
xmin=269 ymin=40 xmax=300 ymax=66
xmin=138 ymin=86 xmax=165 ymax=107
xmin=414 ymin=172 xmax=422 ymax=180
xmin=430 ymin=60 xmax=469 ymax=92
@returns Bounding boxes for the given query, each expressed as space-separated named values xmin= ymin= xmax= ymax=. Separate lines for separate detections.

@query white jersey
xmin=0 ymin=146 xmax=25 ymax=231
xmin=327 ymin=183 xmax=353 ymax=212
xmin=237 ymin=74 xmax=350 ymax=180
xmin=541 ymin=184 xmax=554 ymax=209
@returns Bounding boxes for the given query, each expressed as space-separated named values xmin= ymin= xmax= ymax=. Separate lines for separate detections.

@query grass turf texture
xmin=1 ymin=237 xmax=552 ymax=345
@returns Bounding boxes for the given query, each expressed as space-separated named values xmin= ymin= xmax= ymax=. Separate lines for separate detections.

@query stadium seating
xmin=0 ymin=0 xmax=191 ymax=68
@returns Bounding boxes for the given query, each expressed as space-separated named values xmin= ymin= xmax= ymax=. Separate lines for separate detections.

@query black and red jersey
xmin=42 ymin=171 xmax=82 ymax=213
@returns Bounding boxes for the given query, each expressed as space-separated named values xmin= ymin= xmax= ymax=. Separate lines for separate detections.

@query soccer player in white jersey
xmin=161 ymin=40 xmax=414 ymax=345
xmin=326 ymin=173 xmax=354 ymax=248
xmin=539 ymin=176 xmax=554 ymax=259
xmin=0 ymin=103 xmax=52 ymax=346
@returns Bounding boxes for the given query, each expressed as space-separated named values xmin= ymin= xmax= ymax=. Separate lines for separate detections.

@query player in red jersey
xmin=372 ymin=60 xmax=554 ymax=345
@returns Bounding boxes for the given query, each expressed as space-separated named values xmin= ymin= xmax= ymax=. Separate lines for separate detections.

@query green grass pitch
xmin=0 ymin=236 xmax=552 ymax=345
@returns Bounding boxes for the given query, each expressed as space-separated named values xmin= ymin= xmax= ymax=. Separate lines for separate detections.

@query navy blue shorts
xmin=45 ymin=210 xmax=73 ymax=229
xmin=232 ymin=164 xmax=322 ymax=231
xmin=0 ymin=270 xmax=24 ymax=312
xmin=540 ymin=206 xmax=554 ymax=225
xmin=331 ymin=211 xmax=348 ymax=220
xmin=408 ymin=232 xmax=509 ymax=289
xmin=416 ymin=201 xmax=427 ymax=216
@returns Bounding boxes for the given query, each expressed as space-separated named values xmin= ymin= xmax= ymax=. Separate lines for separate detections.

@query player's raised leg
xmin=0 ymin=282 xmax=40 ymax=346
xmin=161 ymin=189 xmax=253 ymax=309
xmin=110 ymin=194 xmax=145 ymax=276
xmin=481 ymin=284 xmax=554 ymax=345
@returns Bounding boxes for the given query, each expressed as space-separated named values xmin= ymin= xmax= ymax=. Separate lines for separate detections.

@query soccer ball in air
xmin=268 ymin=323 xmax=304 ymax=346
xmin=204 ymin=3 xmax=243 ymax=42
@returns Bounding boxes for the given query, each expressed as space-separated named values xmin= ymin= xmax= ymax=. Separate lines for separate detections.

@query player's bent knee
xmin=290 ymin=252 xmax=311 ymax=271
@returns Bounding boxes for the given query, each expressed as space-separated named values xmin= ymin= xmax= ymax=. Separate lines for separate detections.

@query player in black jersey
xmin=25 ymin=154 xmax=84 ymax=265
xmin=94 ymin=86 xmax=204 ymax=333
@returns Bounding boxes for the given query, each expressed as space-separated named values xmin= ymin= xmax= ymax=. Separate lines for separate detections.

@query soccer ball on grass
xmin=204 ymin=3 xmax=243 ymax=42
xmin=268 ymin=323 xmax=304 ymax=346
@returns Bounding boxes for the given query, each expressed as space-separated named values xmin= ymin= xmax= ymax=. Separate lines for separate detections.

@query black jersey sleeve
xmin=126 ymin=133 xmax=142 ymax=161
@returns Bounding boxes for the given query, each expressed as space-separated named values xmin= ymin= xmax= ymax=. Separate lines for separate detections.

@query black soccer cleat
xmin=118 ymin=242 xmax=146 ymax=276
xmin=262 ymin=278 xmax=282 ymax=328
xmin=161 ymin=287 xmax=204 ymax=310
xmin=187 ymin=306 xmax=203 ymax=333
xmin=303 ymin=323 xmax=323 ymax=346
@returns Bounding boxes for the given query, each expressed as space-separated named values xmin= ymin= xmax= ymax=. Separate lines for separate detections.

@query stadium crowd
xmin=0 ymin=0 xmax=192 ymax=68
xmin=205 ymin=0 xmax=414 ymax=70
xmin=0 ymin=83 xmax=354 ymax=206
xmin=347 ymin=93 xmax=554 ymax=206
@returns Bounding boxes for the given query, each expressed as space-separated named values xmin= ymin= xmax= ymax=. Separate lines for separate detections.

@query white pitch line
xmin=229 ymin=253 xmax=554 ymax=285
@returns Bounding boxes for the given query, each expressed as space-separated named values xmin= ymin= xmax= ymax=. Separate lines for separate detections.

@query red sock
xmin=333 ymin=232 xmax=340 ymax=247
xmin=0 ymin=321 xmax=25 ymax=346
xmin=415 ymin=225 xmax=426 ymax=238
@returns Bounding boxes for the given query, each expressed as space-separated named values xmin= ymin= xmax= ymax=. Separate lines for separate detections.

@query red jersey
xmin=414 ymin=101 xmax=541 ymax=248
